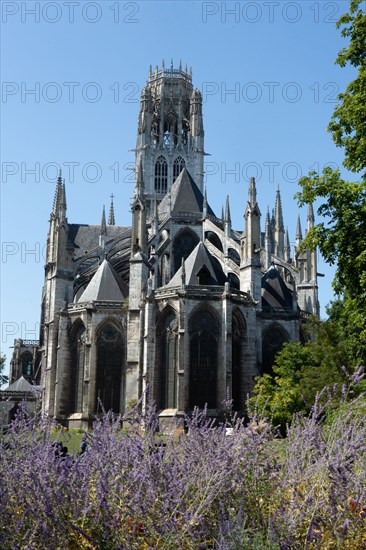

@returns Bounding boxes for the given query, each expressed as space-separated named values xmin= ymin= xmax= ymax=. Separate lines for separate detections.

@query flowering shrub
xmin=0 ymin=370 xmax=365 ymax=549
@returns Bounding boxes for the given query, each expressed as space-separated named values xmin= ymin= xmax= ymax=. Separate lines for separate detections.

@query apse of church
xmin=14 ymin=63 xmax=318 ymax=429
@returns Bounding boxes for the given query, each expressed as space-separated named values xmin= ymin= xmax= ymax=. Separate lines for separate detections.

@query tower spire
xmin=274 ymin=186 xmax=285 ymax=258
xmin=224 ymin=194 xmax=231 ymax=237
xmin=225 ymin=195 xmax=231 ymax=225
xmin=295 ymin=215 xmax=303 ymax=246
xmin=108 ymin=194 xmax=115 ymax=225
xmin=264 ymin=206 xmax=272 ymax=269
xmin=52 ymin=170 xmax=63 ymax=217
xmin=241 ymin=176 xmax=261 ymax=301
xmin=248 ymin=176 xmax=257 ymax=206
xmin=284 ymin=227 xmax=291 ymax=262
xmin=101 ymin=205 xmax=107 ymax=235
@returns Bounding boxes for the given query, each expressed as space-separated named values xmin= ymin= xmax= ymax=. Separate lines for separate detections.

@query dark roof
xmin=78 ymin=259 xmax=127 ymax=302
xmin=158 ymin=168 xmax=215 ymax=217
xmin=5 ymin=376 xmax=41 ymax=393
xmin=261 ymin=266 xmax=293 ymax=310
xmin=167 ymin=242 xmax=228 ymax=287
xmin=68 ymin=224 xmax=130 ymax=261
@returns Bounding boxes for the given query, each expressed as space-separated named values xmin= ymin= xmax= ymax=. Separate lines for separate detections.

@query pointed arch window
xmin=96 ymin=324 xmax=124 ymax=413
xmin=262 ymin=325 xmax=288 ymax=375
xmin=155 ymin=155 xmax=168 ymax=193
xmin=158 ymin=312 xmax=178 ymax=409
xmin=173 ymin=156 xmax=186 ymax=183
xmin=71 ymin=324 xmax=86 ymax=414
xmin=232 ymin=311 xmax=246 ymax=411
xmin=189 ymin=310 xmax=218 ymax=409
xmin=21 ymin=351 xmax=33 ymax=379
xmin=163 ymin=113 xmax=177 ymax=150
xmin=172 ymin=229 xmax=199 ymax=275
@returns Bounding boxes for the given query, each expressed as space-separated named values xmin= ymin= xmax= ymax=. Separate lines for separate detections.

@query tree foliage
xmin=296 ymin=0 xmax=366 ymax=340
xmin=251 ymin=297 xmax=366 ymax=430
xmin=328 ymin=0 xmax=366 ymax=179
xmin=295 ymin=168 xmax=366 ymax=302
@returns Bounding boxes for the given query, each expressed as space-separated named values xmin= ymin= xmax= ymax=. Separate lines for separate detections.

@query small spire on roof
xmin=248 ymin=177 xmax=257 ymax=206
xmin=108 ymin=194 xmax=115 ymax=225
xmin=296 ymin=215 xmax=303 ymax=246
xmin=225 ymin=195 xmax=231 ymax=226
xmin=284 ymin=227 xmax=291 ymax=261
xmin=100 ymin=205 xmax=107 ymax=236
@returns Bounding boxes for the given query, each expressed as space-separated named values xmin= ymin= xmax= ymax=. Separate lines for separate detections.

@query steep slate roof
xmin=68 ymin=224 xmax=130 ymax=261
xmin=261 ymin=266 xmax=293 ymax=310
xmin=5 ymin=376 xmax=40 ymax=393
xmin=158 ymin=168 xmax=215 ymax=217
xmin=167 ymin=241 xmax=228 ymax=287
xmin=78 ymin=259 xmax=127 ymax=302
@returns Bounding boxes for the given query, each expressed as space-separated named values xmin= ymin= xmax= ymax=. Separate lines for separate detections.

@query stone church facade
xmin=10 ymin=64 xmax=319 ymax=428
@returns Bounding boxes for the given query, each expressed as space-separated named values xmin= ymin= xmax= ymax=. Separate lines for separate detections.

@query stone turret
xmin=135 ymin=63 xmax=205 ymax=215
xmin=240 ymin=177 xmax=262 ymax=301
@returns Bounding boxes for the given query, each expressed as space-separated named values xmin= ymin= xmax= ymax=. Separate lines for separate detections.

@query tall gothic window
xmin=21 ymin=351 xmax=33 ymax=379
xmin=71 ymin=324 xmax=86 ymax=414
xmin=163 ymin=113 xmax=177 ymax=149
xmin=96 ymin=324 xmax=124 ymax=414
xmin=155 ymin=156 xmax=168 ymax=193
xmin=232 ymin=311 xmax=245 ymax=411
xmin=189 ymin=310 xmax=218 ymax=409
xmin=173 ymin=156 xmax=185 ymax=182
xmin=158 ymin=312 xmax=178 ymax=409
xmin=172 ymin=229 xmax=199 ymax=275
xmin=262 ymin=325 xmax=288 ymax=375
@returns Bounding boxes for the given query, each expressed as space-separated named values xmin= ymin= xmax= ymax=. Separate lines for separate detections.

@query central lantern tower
xmin=135 ymin=61 xmax=205 ymax=215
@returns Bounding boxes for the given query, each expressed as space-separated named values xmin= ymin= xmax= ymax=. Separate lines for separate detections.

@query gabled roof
xmin=4 ymin=376 xmax=40 ymax=393
xmin=158 ymin=168 xmax=215 ymax=217
xmin=261 ymin=266 xmax=293 ymax=310
xmin=167 ymin=241 xmax=228 ymax=287
xmin=78 ymin=259 xmax=127 ymax=302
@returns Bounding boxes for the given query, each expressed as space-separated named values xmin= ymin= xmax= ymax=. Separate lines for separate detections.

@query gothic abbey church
xmin=10 ymin=64 xmax=319 ymax=428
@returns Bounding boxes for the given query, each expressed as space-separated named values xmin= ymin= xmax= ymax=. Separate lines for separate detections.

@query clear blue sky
xmin=0 ymin=0 xmax=357 ymax=376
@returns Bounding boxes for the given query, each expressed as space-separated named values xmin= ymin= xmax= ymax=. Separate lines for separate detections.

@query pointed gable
xmin=78 ymin=259 xmax=127 ymax=302
xmin=167 ymin=242 xmax=227 ymax=287
xmin=5 ymin=376 xmax=40 ymax=393
xmin=158 ymin=168 xmax=215 ymax=217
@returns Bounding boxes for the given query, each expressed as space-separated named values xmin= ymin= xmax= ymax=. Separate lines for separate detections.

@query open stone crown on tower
xmin=8 ymin=63 xmax=319 ymax=431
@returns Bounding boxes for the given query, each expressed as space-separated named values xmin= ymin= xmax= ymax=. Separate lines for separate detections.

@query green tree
xmin=296 ymin=0 xmax=366 ymax=341
xmin=328 ymin=0 xmax=366 ymax=179
xmin=295 ymin=168 xmax=366 ymax=304
xmin=250 ymin=343 xmax=314 ymax=430
xmin=0 ymin=354 xmax=9 ymax=387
